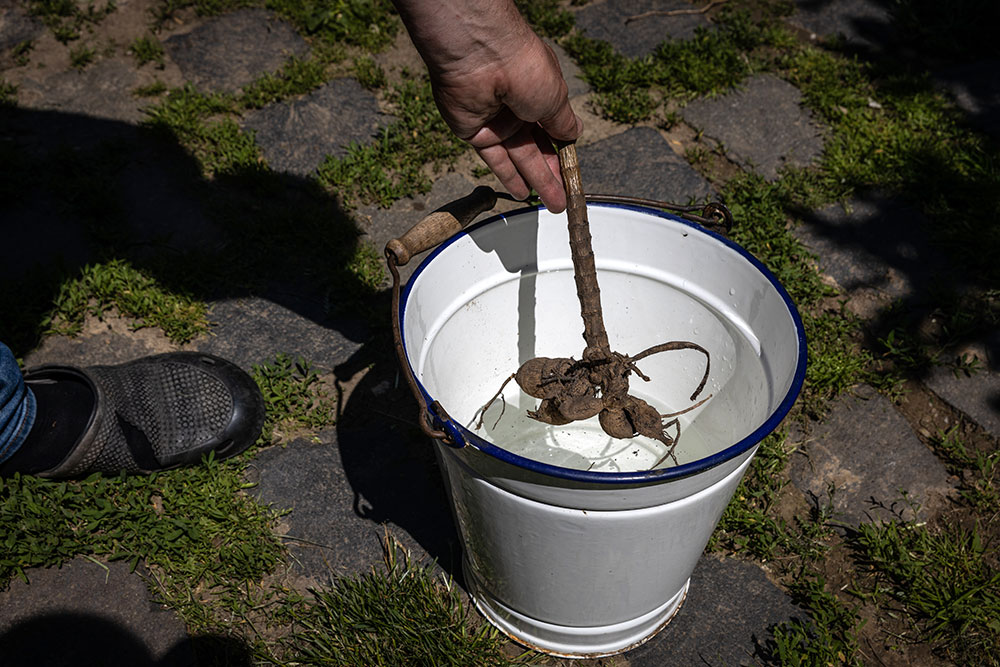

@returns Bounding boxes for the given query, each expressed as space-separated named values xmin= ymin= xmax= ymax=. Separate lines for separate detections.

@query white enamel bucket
xmin=388 ymin=197 xmax=806 ymax=658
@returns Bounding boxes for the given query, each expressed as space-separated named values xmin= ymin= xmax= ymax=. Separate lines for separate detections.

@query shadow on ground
xmin=1 ymin=100 xmax=464 ymax=637
xmin=0 ymin=104 xmax=374 ymax=358
xmin=0 ymin=612 xmax=251 ymax=666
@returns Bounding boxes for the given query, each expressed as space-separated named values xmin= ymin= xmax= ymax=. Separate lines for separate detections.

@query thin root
xmin=474 ymin=373 xmax=515 ymax=430
xmin=631 ymin=341 xmax=711 ymax=400
xmin=651 ymin=418 xmax=682 ymax=469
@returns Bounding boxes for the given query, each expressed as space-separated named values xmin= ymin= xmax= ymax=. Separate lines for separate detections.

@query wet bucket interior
xmin=398 ymin=202 xmax=806 ymax=657
xmin=404 ymin=203 xmax=804 ymax=474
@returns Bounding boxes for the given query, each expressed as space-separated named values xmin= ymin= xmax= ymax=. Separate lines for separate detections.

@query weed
xmin=133 ymin=80 xmax=168 ymax=97
xmin=153 ymin=0 xmax=254 ymax=22
xmin=0 ymin=455 xmax=283 ymax=631
xmin=352 ymin=55 xmax=386 ymax=90
xmin=27 ymin=0 xmax=117 ymax=44
xmin=267 ymin=0 xmax=399 ymax=51
xmin=771 ymin=574 xmax=864 ymax=665
xmin=515 ymin=0 xmax=573 ymax=38
xmin=711 ymin=431 xmax=801 ymax=561
xmin=45 ymin=259 xmax=211 ymax=343
xmin=347 ymin=240 xmax=387 ymax=290
xmin=802 ymin=308 xmax=879 ymax=413
xmin=315 ymin=75 xmax=467 ymax=208
xmin=850 ymin=519 xmax=1000 ymax=664
xmin=69 ymin=44 xmax=96 ymax=69
xmin=130 ymin=34 xmax=165 ymax=68
xmin=142 ymin=86 xmax=262 ymax=178
xmin=12 ymin=40 xmax=34 ymax=66
xmin=251 ymin=354 xmax=335 ymax=444
xmin=723 ymin=173 xmax=828 ymax=307
xmin=783 ymin=47 xmax=1000 ymax=287
xmin=284 ymin=536 xmax=529 ymax=665
xmin=0 ymin=80 xmax=17 ymax=107
xmin=930 ymin=427 xmax=1000 ymax=513
xmin=564 ymin=9 xmax=792 ymax=122
xmin=240 ymin=55 xmax=328 ymax=108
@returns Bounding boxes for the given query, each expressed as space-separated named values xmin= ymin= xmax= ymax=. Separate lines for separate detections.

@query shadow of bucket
xmin=393 ymin=201 xmax=806 ymax=658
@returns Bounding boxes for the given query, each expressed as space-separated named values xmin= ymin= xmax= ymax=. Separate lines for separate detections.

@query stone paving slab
xmin=163 ymin=9 xmax=308 ymax=93
xmin=790 ymin=0 xmax=895 ymax=52
xmin=578 ymin=126 xmax=713 ymax=202
xmin=788 ymin=384 xmax=955 ymax=525
xmin=0 ymin=558 xmax=195 ymax=666
xmin=357 ymin=172 xmax=482 ymax=285
xmin=2 ymin=194 xmax=93 ymax=282
xmin=195 ymin=296 xmax=368 ymax=372
xmin=935 ymin=60 xmax=1000 ymax=140
xmin=574 ymin=0 xmax=712 ymax=59
xmin=13 ymin=59 xmax=147 ymax=124
xmin=0 ymin=6 xmax=43 ymax=52
xmin=547 ymin=39 xmax=590 ymax=99
xmin=24 ymin=316 xmax=178 ymax=369
xmin=681 ymin=74 xmax=825 ymax=181
xmin=926 ymin=349 xmax=1000 ymax=440
xmin=791 ymin=193 xmax=948 ymax=316
xmin=250 ymin=420 xmax=461 ymax=582
xmin=244 ymin=78 xmax=392 ymax=177
xmin=629 ymin=555 xmax=803 ymax=665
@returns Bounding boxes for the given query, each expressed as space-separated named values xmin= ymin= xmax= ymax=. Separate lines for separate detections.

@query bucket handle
xmin=384 ymin=187 xmax=734 ymax=446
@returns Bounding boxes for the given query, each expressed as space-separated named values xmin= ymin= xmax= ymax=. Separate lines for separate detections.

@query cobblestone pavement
xmin=1 ymin=1 xmax=997 ymax=665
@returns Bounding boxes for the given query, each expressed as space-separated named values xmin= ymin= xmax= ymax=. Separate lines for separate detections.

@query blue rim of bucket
xmin=400 ymin=201 xmax=807 ymax=484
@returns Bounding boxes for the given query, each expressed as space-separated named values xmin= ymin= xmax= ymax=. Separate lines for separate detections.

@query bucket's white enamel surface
xmin=400 ymin=203 xmax=806 ymax=657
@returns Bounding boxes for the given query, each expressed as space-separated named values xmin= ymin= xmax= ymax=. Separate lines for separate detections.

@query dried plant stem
xmin=625 ymin=0 xmax=726 ymax=23
xmin=558 ymin=142 xmax=610 ymax=361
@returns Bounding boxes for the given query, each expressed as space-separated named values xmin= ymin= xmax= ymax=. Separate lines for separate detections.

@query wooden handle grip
xmin=385 ymin=186 xmax=498 ymax=266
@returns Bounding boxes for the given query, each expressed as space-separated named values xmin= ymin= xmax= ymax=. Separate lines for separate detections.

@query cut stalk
xmin=557 ymin=142 xmax=610 ymax=361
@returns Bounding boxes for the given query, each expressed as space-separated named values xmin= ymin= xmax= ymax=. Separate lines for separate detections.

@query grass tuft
xmin=251 ymin=354 xmax=335 ymax=444
xmin=45 ymin=259 xmax=211 ymax=343
xmin=851 ymin=519 xmax=1000 ymax=664
xmin=130 ymin=34 xmax=165 ymax=68
xmin=284 ymin=536 xmax=529 ymax=666
xmin=315 ymin=76 xmax=467 ymax=208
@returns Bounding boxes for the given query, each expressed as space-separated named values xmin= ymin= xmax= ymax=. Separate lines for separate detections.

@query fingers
xmin=474 ymin=124 xmax=567 ymax=213
xmin=477 ymin=143 xmax=530 ymax=201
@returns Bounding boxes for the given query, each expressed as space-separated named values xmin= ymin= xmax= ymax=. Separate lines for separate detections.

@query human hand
xmin=393 ymin=0 xmax=583 ymax=212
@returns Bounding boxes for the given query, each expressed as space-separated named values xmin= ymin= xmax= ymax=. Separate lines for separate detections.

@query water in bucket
xmin=428 ymin=263 xmax=772 ymax=473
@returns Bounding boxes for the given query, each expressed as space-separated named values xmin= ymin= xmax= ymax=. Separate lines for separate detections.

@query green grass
xmin=251 ymin=354 xmax=335 ymax=445
xmin=130 ymin=35 xmax=165 ymax=68
xmin=12 ymin=40 xmax=34 ymax=66
xmin=44 ymin=259 xmax=211 ymax=343
xmin=930 ymin=427 xmax=1000 ymax=513
xmin=0 ymin=80 xmax=17 ymax=107
xmin=315 ymin=75 xmax=467 ymax=207
xmin=68 ymin=43 xmax=96 ymax=69
xmin=0 ymin=456 xmax=283 ymax=629
xmin=133 ymin=80 xmax=168 ymax=97
xmin=283 ymin=537 xmax=529 ymax=666
xmin=352 ymin=54 xmax=386 ymax=90
xmin=771 ymin=574 xmax=864 ymax=666
xmin=563 ymin=8 xmax=795 ymax=123
xmin=27 ymin=0 xmax=117 ymax=43
xmin=240 ymin=55 xmax=329 ymax=108
xmin=266 ymin=0 xmax=399 ymax=51
xmin=850 ymin=519 xmax=1000 ymax=664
